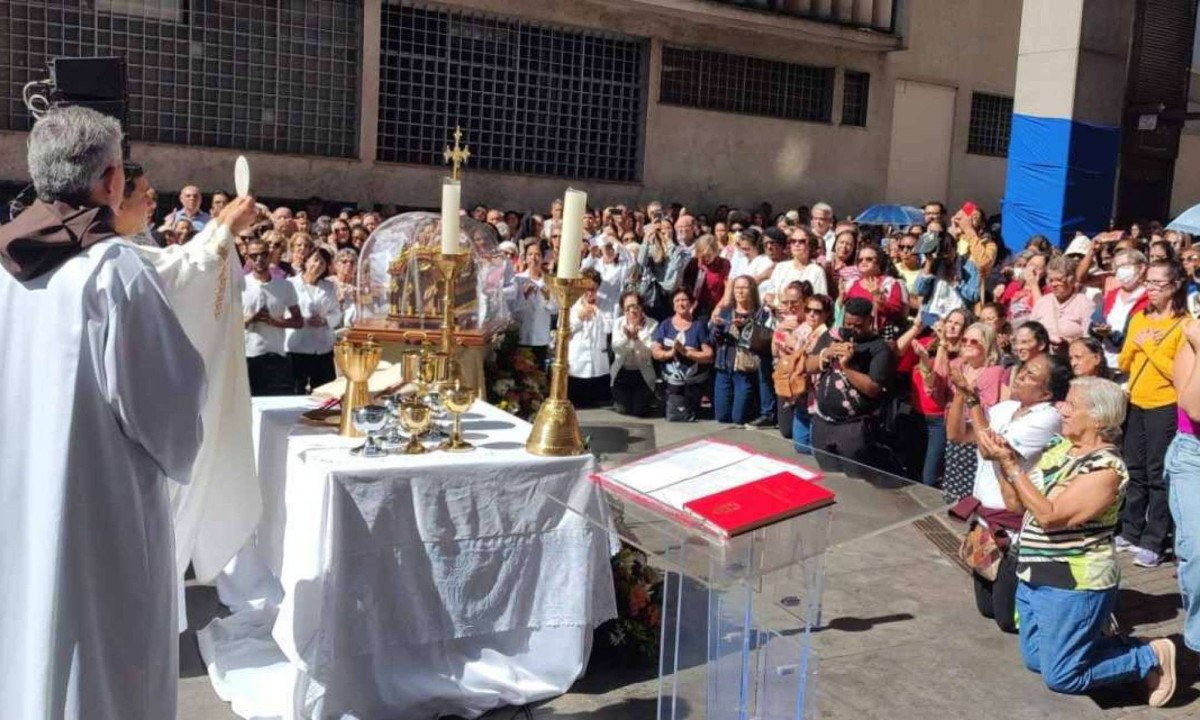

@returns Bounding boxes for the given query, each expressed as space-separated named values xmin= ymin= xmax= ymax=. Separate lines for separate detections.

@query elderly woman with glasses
xmin=1028 ymin=256 xmax=1092 ymax=355
xmin=980 ymin=377 xmax=1177 ymax=706
xmin=1117 ymin=260 xmax=1190 ymax=569
xmin=1091 ymin=248 xmax=1149 ymax=370
xmin=331 ymin=248 xmax=358 ymax=327
xmin=611 ymin=291 xmax=659 ymax=417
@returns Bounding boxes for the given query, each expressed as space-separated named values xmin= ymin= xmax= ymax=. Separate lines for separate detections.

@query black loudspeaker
xmin=49 ymin=56 xmax=127 ymax=122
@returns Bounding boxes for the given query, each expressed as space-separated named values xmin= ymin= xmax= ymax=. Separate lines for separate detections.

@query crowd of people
xmin=133 ymin=177 xmax=1200 ymax=708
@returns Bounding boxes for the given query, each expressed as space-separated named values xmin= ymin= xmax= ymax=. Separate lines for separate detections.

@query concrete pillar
xmin=1000 ymin=0 xmax=1132 ymax=249
xmin=358 ymin=0 xmax=383 ymax=207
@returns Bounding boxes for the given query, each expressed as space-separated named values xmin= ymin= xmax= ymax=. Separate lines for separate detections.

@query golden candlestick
xmin=334 ymin=336 xmax=382 ymax=437
xmin=433 ymin=251 xmax=470 ymax=384
xmin=526 ymin=276 xmax=587 ymax=456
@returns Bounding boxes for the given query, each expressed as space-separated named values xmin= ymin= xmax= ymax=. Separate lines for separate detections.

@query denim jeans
xmin=1167 ymin=431 xmax=1200 ymax=652
xmin=920 ymin=414 xmax=947 ymax=487
xmin=713 ymin=368 xmax=755 ymax=424
xmin=756 ymin=352 xmax=777 ymax=420
xmin=1015 ymin=581 xmax=1157 ymax=694
xmin=792 ymin=404 xmax=813 ymax=455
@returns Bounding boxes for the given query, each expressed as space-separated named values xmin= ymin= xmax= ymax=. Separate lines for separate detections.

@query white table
xmin=198 ymin=397 xmax=617 ymax=720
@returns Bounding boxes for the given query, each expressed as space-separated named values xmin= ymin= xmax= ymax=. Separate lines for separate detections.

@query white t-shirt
xmin=513 ymin=272 xmax=555 ymax=347
xmin=285 ymin=276 xmax=342 ymax=355
xmin=1103 ymin=287 xmax=1146 ymax=368
xmin=767 ymin=260 xmax=827 ymax=299
xmin=243 ymin=274 xmax=299 ymax=358
xmin=973 ymin=400 xmax=1062 ymax=511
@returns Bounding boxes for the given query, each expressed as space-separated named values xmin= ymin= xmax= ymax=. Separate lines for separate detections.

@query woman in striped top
xmin=977 ymin=377 xmax=1177 ymax=707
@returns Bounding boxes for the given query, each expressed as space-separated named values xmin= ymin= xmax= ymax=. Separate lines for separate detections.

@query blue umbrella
xmin=854 ymin=204 xmax=925 ymax=227
xmin=1167 ymin=203 xmax=1200 ymax=234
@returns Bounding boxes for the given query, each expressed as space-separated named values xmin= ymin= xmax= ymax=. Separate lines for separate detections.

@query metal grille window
xmin=841 ymin=70 xmax=869 ymax=127
xmin=660 ymin=45 xmax=834 ymax=123
xmin=377 ymin=2 xmax=645 ymax=182
xmin=967 ymin=92 xmax=1013 ymax=157
xmin=0 ymin=0 xmax=361 ymax=157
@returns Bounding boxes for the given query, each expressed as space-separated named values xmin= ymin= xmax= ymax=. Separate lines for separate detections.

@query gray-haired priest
xmin=0 ymin=105 xmax=206 ymax=719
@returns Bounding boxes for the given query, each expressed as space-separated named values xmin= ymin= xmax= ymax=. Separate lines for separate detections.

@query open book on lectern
xmin=592 ymin=439 xmax=835 ymax=538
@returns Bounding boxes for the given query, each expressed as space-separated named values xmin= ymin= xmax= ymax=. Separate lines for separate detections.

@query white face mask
xmin=1115 ymin=265 xmax=1137 ymax=286
xmin=1011 ymin=267 xmax=1024 ymax=282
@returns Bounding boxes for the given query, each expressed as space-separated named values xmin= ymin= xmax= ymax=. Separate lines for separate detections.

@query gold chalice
xmin=334 ymin=336 xmax=382 ymax=438
xmin=439 ymin=383 xmax=477 ymax=452
xmin=398 ymin=398 xmax=433 ymax=455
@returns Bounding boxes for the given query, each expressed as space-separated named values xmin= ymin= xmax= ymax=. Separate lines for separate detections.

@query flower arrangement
xmin=485 ymin=329 xmax=548 ymax=421
xmin=595 ymin=543 xmax=664 ymax=664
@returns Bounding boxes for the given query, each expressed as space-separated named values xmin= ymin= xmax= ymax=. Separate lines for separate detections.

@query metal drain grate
xmin=912 ymin=516 xmax=971 ymax=574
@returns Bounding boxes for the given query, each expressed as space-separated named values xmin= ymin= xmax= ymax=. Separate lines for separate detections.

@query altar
xmin=197 ymin=397 xmax=617 ymax=720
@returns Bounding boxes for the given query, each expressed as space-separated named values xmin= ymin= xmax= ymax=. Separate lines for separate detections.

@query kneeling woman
xmin=566 ymin=268 xmax=612 ymax=408
xmin=979 ymin=377 xmax=1177 ymax=706
xmin=611 ymin=291 xmax=658 ymax=417
xmin=652 ymin=288 xmax=714 ymax=422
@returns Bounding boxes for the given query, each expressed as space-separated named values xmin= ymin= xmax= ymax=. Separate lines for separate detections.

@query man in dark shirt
xmin=804 ymin=296 xmax=894 ymax=479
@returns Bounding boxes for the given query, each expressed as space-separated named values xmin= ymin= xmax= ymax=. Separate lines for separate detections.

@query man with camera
xmin=0 ymin=106 xmax=206 ymax=719
xmin=804 ymin=296 xmax=895 ymax=478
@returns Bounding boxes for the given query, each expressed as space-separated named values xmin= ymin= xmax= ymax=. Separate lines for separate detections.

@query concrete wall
xmin=1172 ymin=132 xmax=1200 ymax=217
xmin=0 ymin=0 xmax=1025 ymax=219
xmin=886 ymin=0 xmax=1022 ymax=214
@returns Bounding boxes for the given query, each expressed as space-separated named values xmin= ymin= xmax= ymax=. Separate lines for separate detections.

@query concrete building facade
xmin=0 ymin=0 xmax=1196 ymax=235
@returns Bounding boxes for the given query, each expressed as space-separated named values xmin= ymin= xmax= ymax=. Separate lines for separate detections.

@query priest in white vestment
xmin=0 ymin=107 xmax=207 ymax=719
xmin=115 ymin=165 xmax=263 ymax=625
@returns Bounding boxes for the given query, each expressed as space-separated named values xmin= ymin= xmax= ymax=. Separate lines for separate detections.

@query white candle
xmin=441 ymin=178 xmax=461 ymax=254
xmin=557 ymin=188 xmax=586 ymax=280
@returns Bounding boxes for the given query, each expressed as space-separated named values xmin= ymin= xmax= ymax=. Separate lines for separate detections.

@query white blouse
xmin=611 ymin=314 xmax=659 ymax=389
xmin=567 ymin=298 xmax=611 ymax=379
xmin=285 ymin=275 xmax=343 ymax=355
xmin=513 ymin=272 xmax=556 ymax=347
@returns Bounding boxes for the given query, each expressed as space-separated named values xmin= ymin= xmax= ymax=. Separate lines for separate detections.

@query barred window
xmin=377 ymin=2 xmax=646 ymax=182
xmin=967 ymin=92 xmax=1013 ymax=157
xmin=660 ymin=45 xmax=834 ymax=123
xmin=841 ymin=70 xmax=869 ymax=127
xmin=0 ymin=0 xmax=361 ymax=158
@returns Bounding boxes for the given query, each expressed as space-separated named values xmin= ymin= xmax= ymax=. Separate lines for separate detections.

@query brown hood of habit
xmin=0 ymin=200 xmax=118 ymax=281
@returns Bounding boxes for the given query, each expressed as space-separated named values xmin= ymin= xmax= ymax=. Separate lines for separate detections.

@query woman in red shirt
xmin=841 ymin=243 xmax=906 ymax=338
xmin=896 ymin=308 xmax=970 ymax=486
xmin=681 ymin=234 xmax=730 ymax=321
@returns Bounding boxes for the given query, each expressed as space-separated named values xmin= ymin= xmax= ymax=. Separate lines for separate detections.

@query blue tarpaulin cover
xmin=1000 ymin=114 xmax=1120 ymax=251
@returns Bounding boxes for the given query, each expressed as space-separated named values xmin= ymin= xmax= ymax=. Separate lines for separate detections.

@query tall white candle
xmin=557 ymin=188 xmax=586 ymax=280
xmin=441 ymin=178 xmax=461 ymax=254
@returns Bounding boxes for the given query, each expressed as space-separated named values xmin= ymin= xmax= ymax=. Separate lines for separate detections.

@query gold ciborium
xmin=334 ymin=336 xmax=382 ymax=438
xmin=439 ymin=381 xmax=477 ymax=452
xmin=526 ymin=276 xmax=587 ymax=456
xmin=398 ymin=398 xmax=433 ymax=455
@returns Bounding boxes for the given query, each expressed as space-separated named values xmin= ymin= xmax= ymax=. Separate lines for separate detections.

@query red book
xmin=683 ymin=472 xmax=836 ymax=537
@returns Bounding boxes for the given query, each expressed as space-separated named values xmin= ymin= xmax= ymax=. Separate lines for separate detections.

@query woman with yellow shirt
xmin=1117 ymin=260 xmax=1189 ymax=568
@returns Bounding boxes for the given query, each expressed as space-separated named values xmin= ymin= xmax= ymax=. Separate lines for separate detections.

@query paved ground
xmin=178 ymin=409 xmax=1200 ymax=719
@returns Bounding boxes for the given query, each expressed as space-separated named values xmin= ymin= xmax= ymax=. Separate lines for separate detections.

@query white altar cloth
xmin=198 ymin=397 xmax=617 ymax=719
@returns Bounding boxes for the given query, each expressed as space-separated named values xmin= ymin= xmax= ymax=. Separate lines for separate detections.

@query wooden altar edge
xmin=344 ymin=326 xmax=494 ymax=348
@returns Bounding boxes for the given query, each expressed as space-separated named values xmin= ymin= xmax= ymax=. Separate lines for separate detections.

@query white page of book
xmin=651 ymin=454 xmax=815 ymax=510
xmin=603 ymin=440 xmax=753 ymax=495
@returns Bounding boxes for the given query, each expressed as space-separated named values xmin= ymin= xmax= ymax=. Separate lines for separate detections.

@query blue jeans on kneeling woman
xmin=792 ymin=403 xmax=812 ymax=455
xmin=713 ymin=368 xmax=755 ymax=424
xmin=1015 ymin=581 xmax=1158 ymax=694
